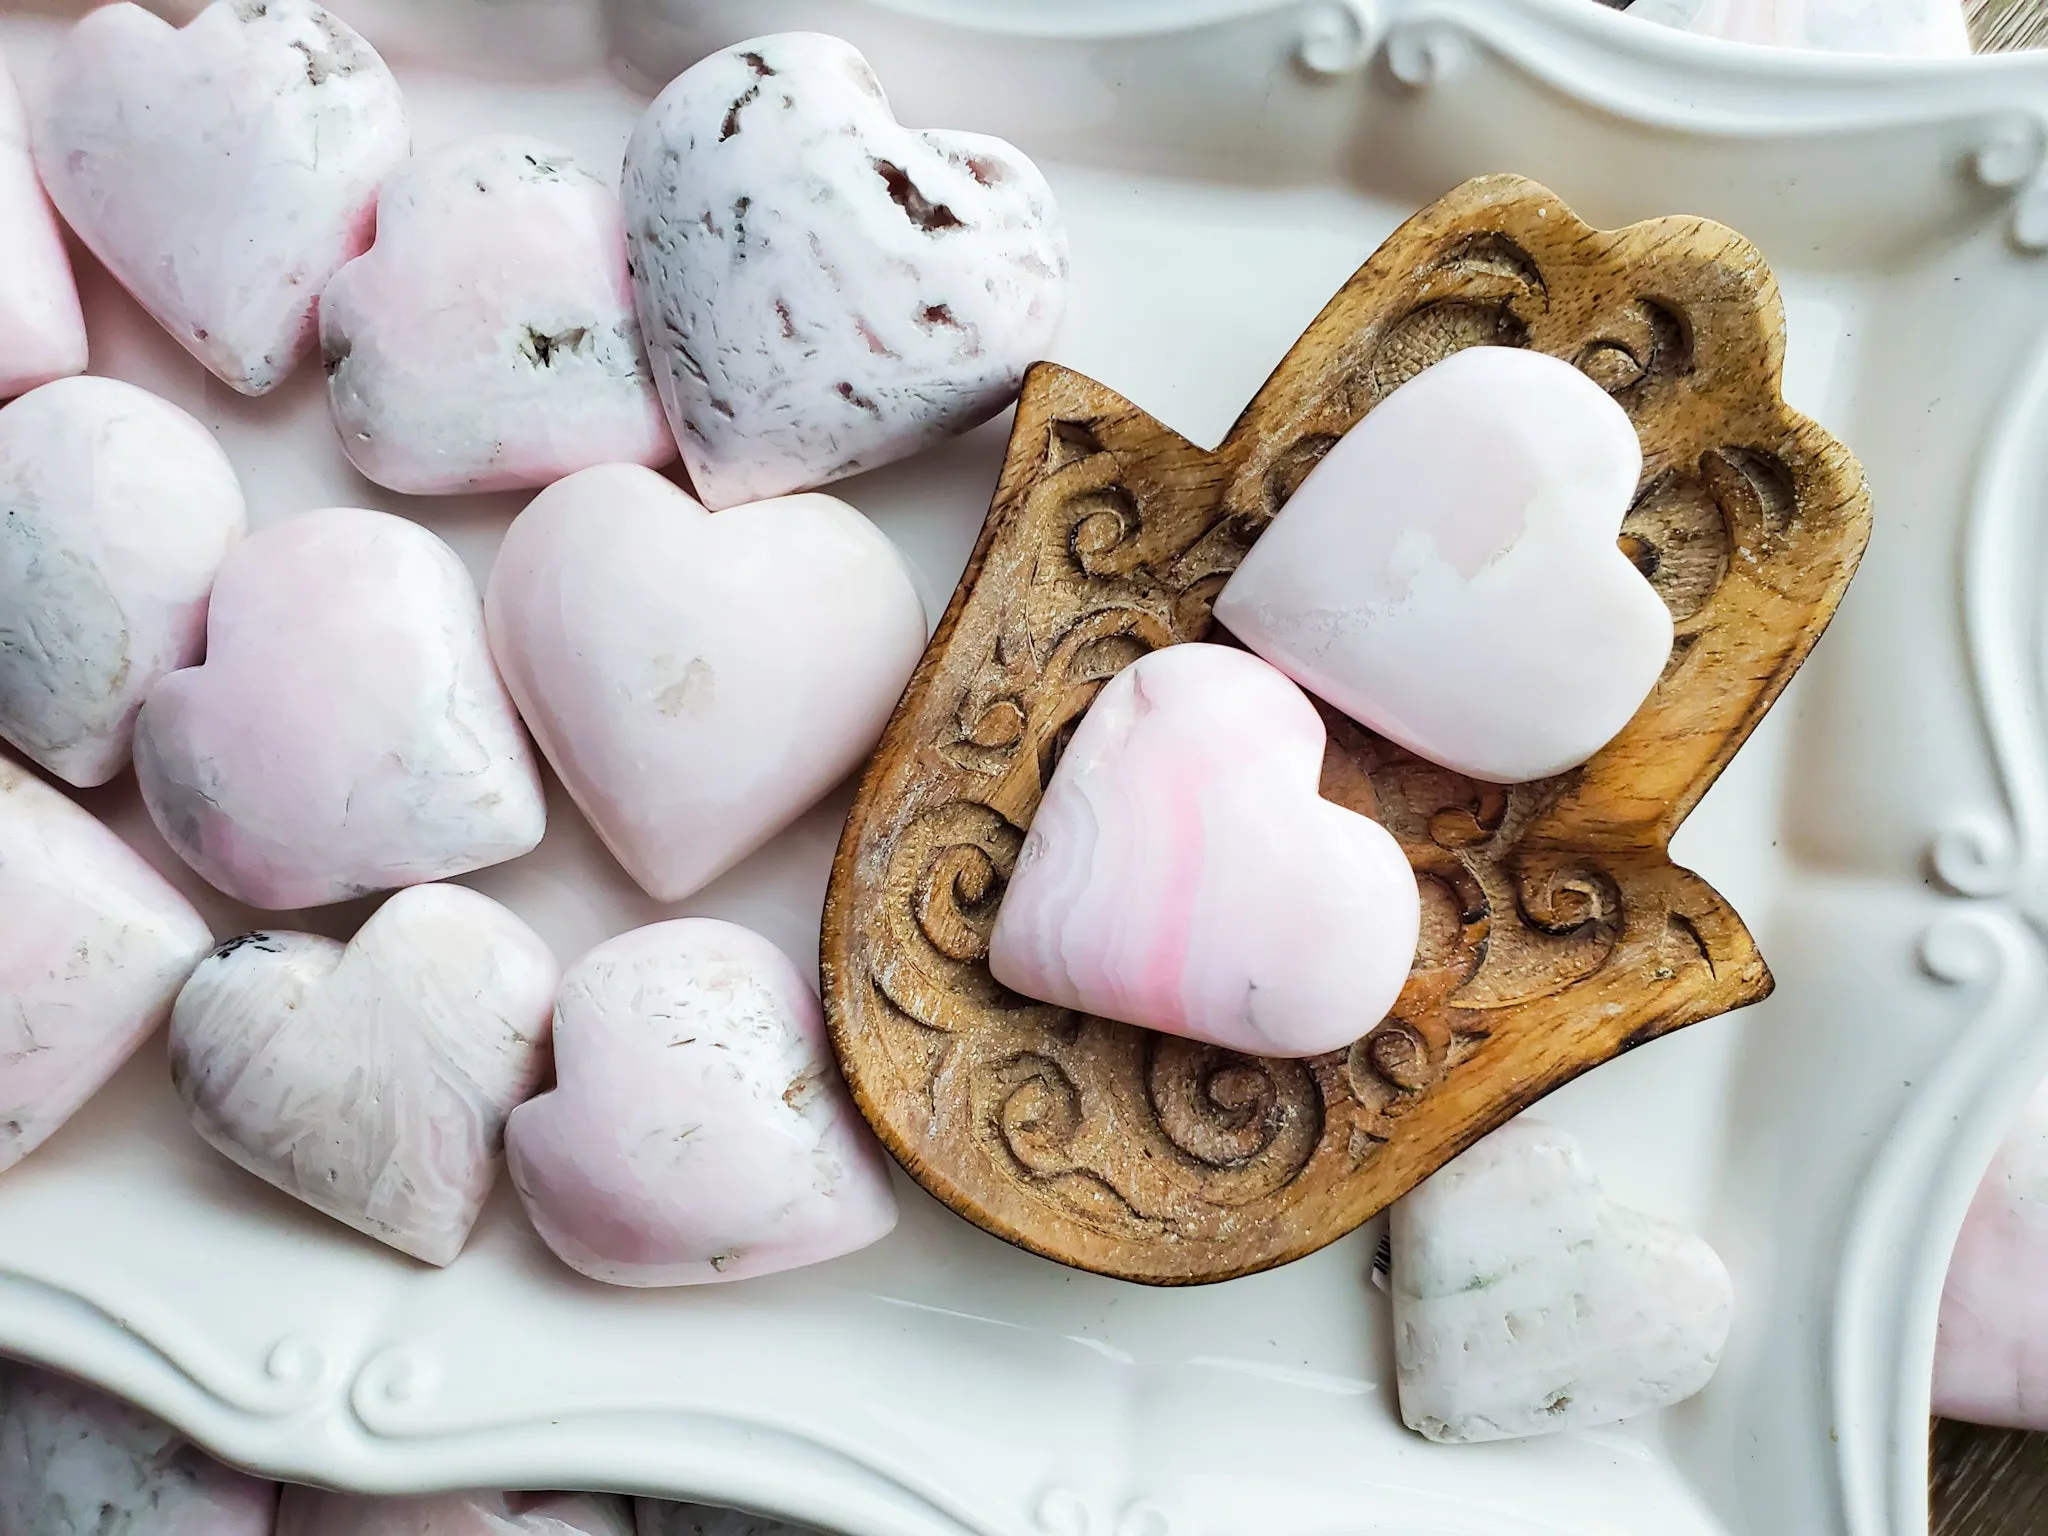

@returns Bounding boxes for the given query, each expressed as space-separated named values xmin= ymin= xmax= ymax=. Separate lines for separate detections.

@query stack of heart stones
xmin=0 ymin=0 xmax=1730 ymax=1451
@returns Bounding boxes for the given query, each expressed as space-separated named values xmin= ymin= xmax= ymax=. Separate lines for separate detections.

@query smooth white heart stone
xmin=1 ymin=754 xmax=212 ymax=1176
xmin=485 ymin=463 xmax=925 ymax=903
xmin=986 ymin=643 xmax=1419 ymax=1059
xmin=135 ymin=506 xmax=547 ymax=910
xmin=622 ymin=31 xmax=1069 ymax=509
xmin=34 ymin=0 xmax=408 ymax=396
xmin=280 ymin=1487 xmax=633 ymax=1536
xmin=1390 ymin=1118 xmax=1732 ymax=1443
xmin=637 ymin=1502 xmax=818 ymax=1536
xmin=0 ymin=51 xmax=87 ymax=400
xmin=1935 ymin=1073 xmax=2048 ymax=1428
xmin=1213 ymin=345 xmax=1671 ymax=785
xmin=170 ymin=883 xmax=558 ymax=1265
xmin=0 ymin=377 xmax=246 ymax=788
xmin=0 ymin=1362 xmax=277 ymax=1536
xmin=1626 ymin=0 xmax=1969 ymax=54
xmin=506 ymin=918 xmax=899 ymax=1287
xmin=321 ymin=135 xmax=675 ymax=495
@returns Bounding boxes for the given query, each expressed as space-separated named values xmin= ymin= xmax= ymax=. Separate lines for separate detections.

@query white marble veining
xmin=636 ymin=1501 xmax=819 ymax=1536
xmin=0 ymin=1362 xmax=276 ymax=1536
xmin=134 ymin=506 xmax=547 ymax=910
xmin=171 ymin=883 xmax=558 ymax=1266
xmin=321 ymin=135 xmax=674 ymax=495
xmin=279 ymin=1487 xmax=633 ymax=1536
xmin=0 ymin=48 xmax=86 ymax=400
xmin=1 ymin=754 xmax=212 ymax=1176
xmin=0 ymin=377 xmax=246 ymax=788
xmin=506 ymin=919 xmax=899 ymax=1287
xmin=1214 ymin=345 xmax=1671 ymax=785
xmin=34 ymin=0 xmax=408 ymax=395
xmin=987 ymin=643 xmax=1420 ymax=1058
xmin=1390 ymin=1119 xmax=1732 ymax=1443
xmin=622 ymin=31 xmax=1068 ymax=509
xmin=485 ymin=463 xmax=925 ymax=903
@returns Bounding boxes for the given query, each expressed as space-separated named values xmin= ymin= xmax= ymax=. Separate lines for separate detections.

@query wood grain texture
xmin=822 ymin=173 xmax=1871 ymax=1285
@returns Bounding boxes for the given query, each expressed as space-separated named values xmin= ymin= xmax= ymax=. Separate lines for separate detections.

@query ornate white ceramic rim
xmin=7 ymin=0 xmax=2048 ymax=1530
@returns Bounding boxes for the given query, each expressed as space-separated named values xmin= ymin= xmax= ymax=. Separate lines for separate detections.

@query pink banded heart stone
xmin=987 ymin=643 xmax=1421 ymax=1059
xmin=0 ymin=49 xmax=86 ymax=400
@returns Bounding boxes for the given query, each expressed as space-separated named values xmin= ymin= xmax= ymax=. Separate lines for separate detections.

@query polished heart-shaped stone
xmin=280 ymin=1488 xmax=633 ymax=1536
xmin=1 ymin=754 xmax=212 ymax=1176
xmin=0 ymin=377 xmax=246 ymax=788
xmin=485 ymin=463 xmax=924 ymax=903
xmin=1390 ymin=1118 xmax=1732 ymax=1443
xmin=0 ymin=50 xmax=86 ymax=400
xmin=507 ymin=919 xmax=899 ymax=1287
xmin=0 ymin=1363 xmax=278 ymax=1536
xmin=136 ymin=506 xmax=547 ymax=910
xmin=1935 ymin=1075 xmax=2048 ymax=1428
xmin=170 ymin=883 xmax=558 ymax=1265
xmin=1214 ymin=345 xmax=1671 ymax=784
xmin=986 ymin=643 xmax=1420 ymax=1059
xmin=321 ymin=134 xmax=674 ymax=495
xmin=622 ymin=31 xmax=1068 ymax=509
xmin=34 ymin=0 xmax=408 ymax=395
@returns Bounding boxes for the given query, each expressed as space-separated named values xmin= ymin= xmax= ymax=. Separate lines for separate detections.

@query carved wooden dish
xmin=820 ymin=172 xmax=1872 ymax=1286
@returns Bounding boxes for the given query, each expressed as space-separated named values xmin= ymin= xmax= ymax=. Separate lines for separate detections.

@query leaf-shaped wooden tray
xmin=821 ymin=173 xmax=1871 ymax=1285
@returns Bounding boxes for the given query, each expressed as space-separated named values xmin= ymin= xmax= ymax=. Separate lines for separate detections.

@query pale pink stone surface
xmin=623 ymin=32 xmax=1068 ymax=509
xmin=485 ymin=464 xmax=925 ymax=903
xmin=0 ymin=1362 xmax=277 ymax=1536
xmin=986 ymin=643 xmax=1420 ymax=1059
xmin=1935 ymin=1073 xmax=2048 ymax=1428
xmin=0 ymin=49 xmax=86 ymax=399
xmin=0 ymin=753 xmax=212 ymax=1175
xmin=321 ymin=135 xmax=674 ymax=495
xmin=170 ymin=884 xmax=559 ymax=1265
xmin=1213 ymin=346 xmax=1670 ymax=785
xmin=279 ymin=1488 xmax=633 ymax=1536
xmin=1627 ymin=0 xmax=1970 ymax=54
xmin=0 ymin=376 xmax=246 ymax=788
xmin=34 ymin=0 xmax=408 ymax=396
xmin=507 ymin=919 xmax=899 ymax=1287
xmin=134 ymin=507 xmax=547 ymax=910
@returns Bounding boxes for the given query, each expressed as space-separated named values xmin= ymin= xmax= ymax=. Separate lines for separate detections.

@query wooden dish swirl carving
xmin=821 ymin=173 xmax=1872 ymax=1285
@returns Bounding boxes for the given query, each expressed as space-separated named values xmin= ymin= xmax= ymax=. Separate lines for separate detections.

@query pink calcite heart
xmin=1213 ymin=345 xmax=1670 ymax=784
xmin=280 ymin=1488 xmax=634 ymax=1536
xmin=170 ymin=883 xmax=559 ymax=1265
xmin=0 ymin=376 xmax=247 ymax=788
xmin=135 ymin=507 xmax=547 ymax=910
xmin=34 ymin=0 xmax=408 ymax=395
xmin=321 ymin=134 xmax=675 ymax=495
xmin=622 ymin=31 xmax=1069 ymax=509
xmin=0 ymin=753 xmax=212 ymax=1175
xmin=1935 ymin=1077 xmax=2048 ymax=1428
xmin=485 ymin=463 xmax=925 ymax=903
xmin=0 ymin=49 xmax=86 ymax=399
xmin=986 ymin=643 xmax=1420 ymax=1059
xmin=506 ymin=918 xmax=899 ymax=1286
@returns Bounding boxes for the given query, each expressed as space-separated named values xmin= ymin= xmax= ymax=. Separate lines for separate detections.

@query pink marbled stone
xmin=507 ymin=919 xmax=899 ymax=1287
xmin=623 ymin=32 xmax=1068 ymax=509
xmin=34 ymin=0 xmax=408 ymax=395
xmin=1935 ymin=1075 xmax=2048 ymax=1428
xmin=134 ymin=508 xmax=546 ymax=910
xmin=279 ymin=1489 xmax=633 ymax=1536
xmin=0 ymin=753 xmax=212 ymax=1175
xmin=485 ymin=463 xmax=925 ymax=903
xmin=321 ymin=135 xmax=674 ymax=495
xmin=1213 ymin=346 xmax=1669 ymax=785
xmin=0 ymin=49 xmax=86 ymax=399
xmin=987 ymin=643 xmax=1420 ymax=1059
xmin=0 ymin=1363 xmax=277 ymax=1535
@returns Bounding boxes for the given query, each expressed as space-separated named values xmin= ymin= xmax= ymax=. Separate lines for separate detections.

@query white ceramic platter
xmin=4 ymin=1 xmax=2048 ymax=1532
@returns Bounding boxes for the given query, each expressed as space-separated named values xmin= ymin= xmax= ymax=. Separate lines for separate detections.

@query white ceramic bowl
xmin=5 ymin=2 xmax=2048 ymax=1533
